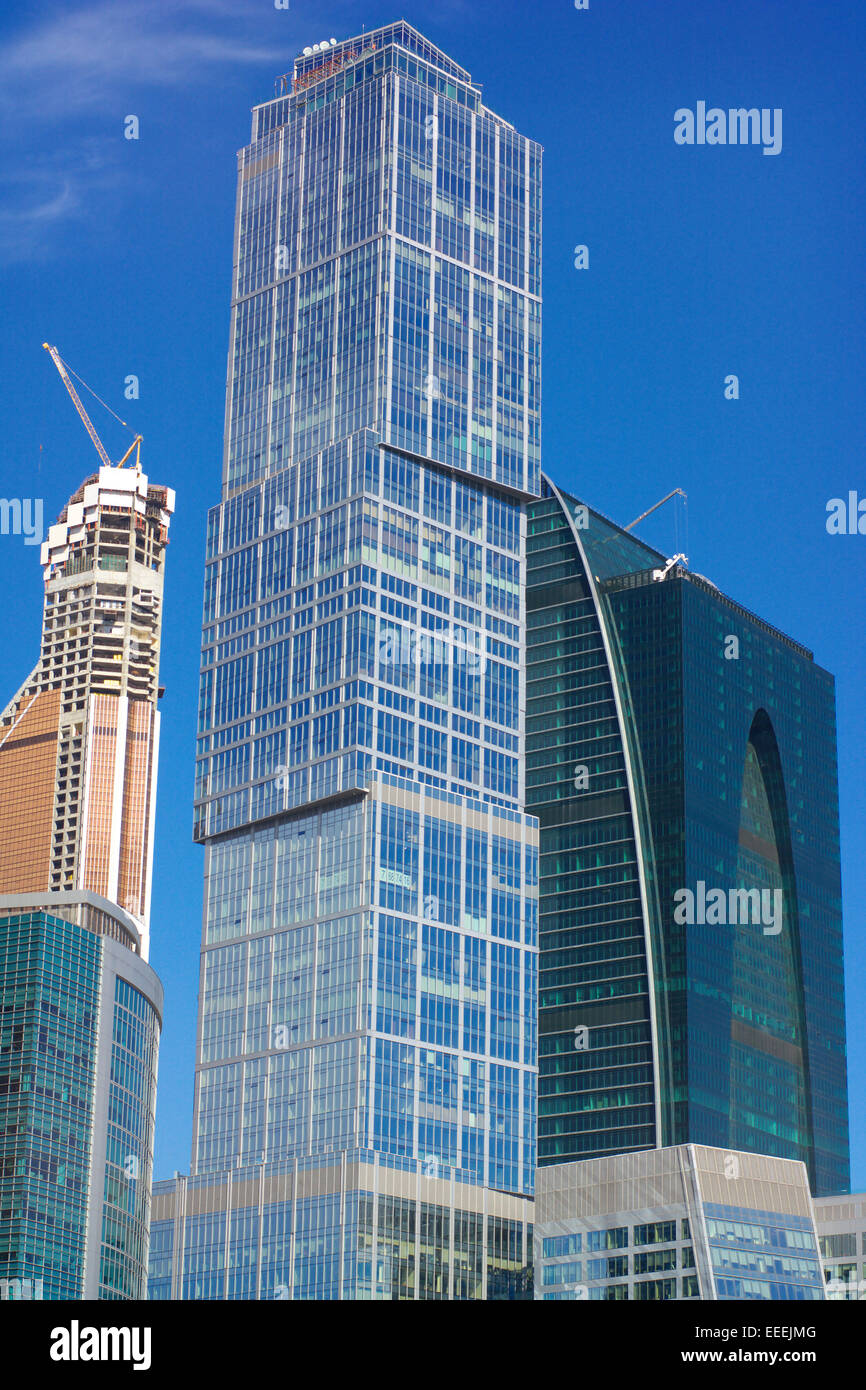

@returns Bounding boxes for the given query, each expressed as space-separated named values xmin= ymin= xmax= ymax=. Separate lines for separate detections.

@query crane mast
xmin=624 ymin=487 xmax=687 ymax=532
xmin=42 ymin=343 xmax=142 ymax=472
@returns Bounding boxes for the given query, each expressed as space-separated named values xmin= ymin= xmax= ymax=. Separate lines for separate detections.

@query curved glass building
xmin=0 ymin=894 xmax=162 ymax=1300
xmin=527 ymin=478 xmax=848 ymax=1198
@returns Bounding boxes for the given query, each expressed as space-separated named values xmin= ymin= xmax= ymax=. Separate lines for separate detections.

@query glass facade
xmin=706 ymin=1204 xmax=824 ymax=1300
xmin=813 ymin=1193 xmax=866 ymax=1299
xmin=149 ymin=1156 xmax=530 ymax=1301
xmin=535 ymin=1145 xmax=826 ymax=1301
xmin=527 ymin=478 xmax=848 ymax=1196
xmin=0 ymin=906 xmax=161 ymax=1300
xmin=0 ymin=911 xmax=99 ymax=1300
xmin=98 ymin=975 xmax=160 ymax=1298
xmin=152 ymin=22 xmax=540 ymax=1298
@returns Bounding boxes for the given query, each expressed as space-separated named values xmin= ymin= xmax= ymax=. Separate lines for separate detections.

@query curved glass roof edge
xmin=540 ymin=472 xmax=665 ymax=580
xmin=540 ymin=472 xmax=815 ymax=661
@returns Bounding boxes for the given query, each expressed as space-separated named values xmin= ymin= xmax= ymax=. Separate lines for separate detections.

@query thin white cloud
xmin=0 ymin=0 xmax=285 ymax=260
xmin=1 ymin=180 xmax=76 ymax=224
xmin=0 ymin=134 xmax=134 ymax=262
xmin=0 ymin=170 xmax=94 ymax=262
xmin=0 ymin=0 xmax=281 ymax=117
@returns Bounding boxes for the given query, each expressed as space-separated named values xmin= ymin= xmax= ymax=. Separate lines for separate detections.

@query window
xmin=633 ymin=1221 xmax=677 ymax=1247
xmin=634 ymin=1249 xmax=677 ymax=1274
xmin=542 ymin=1233 xmax=581 ymax=1258
xmin=634 ymin=1278 xmax=676 ymax=1301
xmin=587 ymin=1227 xmax=628 ymax=1251
xmin=542 ymin=1260 xmax=582 ymax=1286
xmin=819 ymin=1233 xmax=857 ymax=1259
xmin=587 ymin=1255 xmax=628 ymax=1280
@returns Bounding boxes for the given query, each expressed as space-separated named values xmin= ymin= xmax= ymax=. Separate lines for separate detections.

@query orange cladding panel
xmin=0 ymin=687 xmax=62 ymax=892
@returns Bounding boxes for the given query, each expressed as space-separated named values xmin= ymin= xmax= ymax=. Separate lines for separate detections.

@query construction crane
xmin=652 ymin=553 xmax=688 ymax=583
xmin=621 ymin=488 xmax=689 ymax=580
xmin=624 ymin=487 xmax=686 ymax=532
xmin=43 ymin=343 xmax=142 ymax=472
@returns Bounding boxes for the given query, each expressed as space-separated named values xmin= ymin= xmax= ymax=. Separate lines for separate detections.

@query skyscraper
xmin=150 ymin=22 xmax=541 ymax=1299
xmin=526 ymin=478 xmax=848 ymax=1198
xmin=0 ymin=463 xmax=174 ymax=1299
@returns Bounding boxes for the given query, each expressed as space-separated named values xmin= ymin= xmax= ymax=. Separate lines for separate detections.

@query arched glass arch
xmin=729 ymin=709 xmax=813 ymax=1178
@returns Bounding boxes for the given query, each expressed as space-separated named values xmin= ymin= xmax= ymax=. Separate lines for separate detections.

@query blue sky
xmin=0 ymin=0 xmax=863 ymax=1187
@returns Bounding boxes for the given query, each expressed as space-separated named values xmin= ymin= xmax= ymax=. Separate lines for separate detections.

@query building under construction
xmin=0 ymin=349 xmax=174 ymax=1300
xmin=0 ymin=465 xmax=173 ymax=956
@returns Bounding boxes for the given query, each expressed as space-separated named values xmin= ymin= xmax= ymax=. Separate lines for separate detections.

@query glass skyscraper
xmin=526 ymin=478 xmax=848 ymax=1199
xmin=150 ymin=21 xmax=541 ymax=1300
